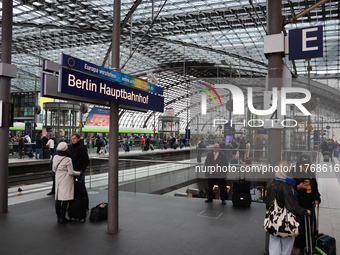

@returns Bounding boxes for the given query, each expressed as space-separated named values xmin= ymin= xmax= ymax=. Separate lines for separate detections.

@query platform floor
xmin=1 ymin=155 xmax=340 ymax=255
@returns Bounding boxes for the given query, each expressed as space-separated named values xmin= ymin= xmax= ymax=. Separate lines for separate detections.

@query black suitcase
xmin=323 ymin=151 xmax=330 ymax=162
xmin=312 ymin=205 xmax=336 ymax=255
xmin=313 ymin=234 xmax=336 ymax=255
xmin=68 ymin=197 xmax=87 ymax=221
xmin=232 ymin=192 xmax=251 ymax=207
xmin=43 ymin=148 xmax=50 ymax=159
xmin=232 ymin=180 xmax=251 ymax=207
xmin=233 ymin=179 xmax=250 ymax=193
xmin=74 ymin=181 xmax=84 ymax=200
xmin=26 ymin=152 xmax=33 ymax=158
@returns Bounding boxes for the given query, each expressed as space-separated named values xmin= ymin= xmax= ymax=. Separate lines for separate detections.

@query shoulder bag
xmin=264 ymin=197 xmax=300 ymax=238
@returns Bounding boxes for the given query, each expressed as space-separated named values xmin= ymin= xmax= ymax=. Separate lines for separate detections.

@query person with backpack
xmin=103 ymin=137 xmax=108 ymax=153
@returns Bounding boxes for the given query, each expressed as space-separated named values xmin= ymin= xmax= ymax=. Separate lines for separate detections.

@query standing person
xmin=231 ymin=138 xmax=238 ymax=159
xmin=96 ymin=135 xmax=102 ymax=154
xmin=238 ymin=138 xmax=246 ymax=162
xmin=68 ymin=133 xmax=90 ymax=211
xmin=225 ymin=141 xmax=233 ymax=163
xmin=141 ymin=136 xmax=145 ymax=151
xmin=145 ymin=135 xmax=150 ymax=151
xmin=245 ymin=139 xmax=251 ymax=159
xmin=293 ymin=154 xmax=321 ymax=253
xmin=47 ymin=151 xmax=58 ymax=196
xmin=35 ymin=134 xmax=45 ymax=159
xmin=18 ymin=135 xmax=25 ymax=159
xmin=103 ymin=137 xmax=108 ymax=153
xmin=46 ymin=137 xmax=55 ymax=156
xmin=53 ymin=142 xmax=81 ymax=223
xmin=24 ymin=133 xmax=31 ymax=153
xmin=42 ymin=135 xmax=48 ymax=145
xmin=124 ymin=137 xmax=130 ymax=152
xmin=219 ymin=138 xmax=227 ymax=150
xmin=162 ymin=136 xmax=167 ymax=149
xmin=205 ymin=144 xmax=229 ymax=205
xmin=266 ymin=160 xmax=310 ymax=255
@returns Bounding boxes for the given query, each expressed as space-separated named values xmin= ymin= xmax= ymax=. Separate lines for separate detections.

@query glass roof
xmin=1 ymin=0 xmax=339 ymax=129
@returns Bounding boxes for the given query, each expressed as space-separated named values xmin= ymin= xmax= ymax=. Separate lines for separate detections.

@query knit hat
xmin=297 ymin=154 xmax=311 ymax=166
xmin=57 ymin=142 xmax=68 ymax=151
xmin=274 ymin=160 xmax=296 ymax=186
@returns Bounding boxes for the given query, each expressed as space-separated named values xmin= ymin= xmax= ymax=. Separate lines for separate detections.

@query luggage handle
xmin=316 ymin=204 xmax=319 ymax=234
xmin=304 ymin=215 xmax=313 ymax=255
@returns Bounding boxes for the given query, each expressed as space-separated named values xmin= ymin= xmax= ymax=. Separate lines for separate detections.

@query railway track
xmin=9 ymin=151 xmax=192 ymax=188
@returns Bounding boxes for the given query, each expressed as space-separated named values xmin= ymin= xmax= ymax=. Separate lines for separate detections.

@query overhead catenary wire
xmin=121 ymin=0 xmax=168 ymax=70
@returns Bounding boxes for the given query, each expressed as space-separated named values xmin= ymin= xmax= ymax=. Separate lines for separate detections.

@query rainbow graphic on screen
xmin=197 ymin=82 xmax=223 ymax=106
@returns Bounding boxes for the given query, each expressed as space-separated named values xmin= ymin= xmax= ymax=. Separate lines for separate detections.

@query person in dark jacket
xmin=293 ymin=154 xmax=321 ymax=253
xmin=68 ymin=133 xmax=90 ymax=210
xmin=231 ymin=139 xmax=238 ymax=159
xmin=205 ymin=143 xmax=229 ymax=205
xmin=18 ymin=135 xmax=25 ymax=159
xmin=162 ymin=136 xmax=167 ymax=149
xmin=35 ymin=134 xmax=46 ymax=159
xmin=266 ymin=160 xmax=310 ymax=255
xmin=238 ymin=138 xmax=246 ymax=162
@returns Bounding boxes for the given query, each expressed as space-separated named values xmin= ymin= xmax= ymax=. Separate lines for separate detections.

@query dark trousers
xmin=207 ymin=178 xmax=227 ymax=201
xmin=51 ymin=175 xmax=55 ymax=193
xmin=55 ymin=200 xmax=69 ymax=219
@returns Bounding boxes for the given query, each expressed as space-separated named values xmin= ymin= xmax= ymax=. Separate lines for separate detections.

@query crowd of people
xmin=200 ymin=140 xmax=322 ymax=255
xmin=265 ymin=154 xmax=321 ymax=255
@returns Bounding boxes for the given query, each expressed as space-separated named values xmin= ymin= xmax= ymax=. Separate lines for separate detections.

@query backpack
xmin=23 ymin=138 xmax=28 ymax=143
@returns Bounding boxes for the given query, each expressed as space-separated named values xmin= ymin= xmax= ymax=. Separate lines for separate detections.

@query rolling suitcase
xmin=43 ymin=148 xmax=50 ymax=159
xmin=68 ymin=181 xmax=87 ymax=221
xmin=312 ymin=205 xmax=336 ymax=255
xmin=232 ymin=179 xmax=251 ymax=207
xmin=323 ymin=151 xmax=330 ymax=162
xmin=304 ymin=215 xmax=326 ymax=255
xmin=232 ymin=192 xmax=251 ymax=207
xmin=68 ymin=197 xmax=87 ymax=221
xmin=334 ymin=149 xmax=339 ymax=158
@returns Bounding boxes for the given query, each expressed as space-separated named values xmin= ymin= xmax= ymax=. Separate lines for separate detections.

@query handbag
xmin=264 ymin=198 xmax=300 ymax=238
xmin=90 ymin=203 xmax=108 ymax=222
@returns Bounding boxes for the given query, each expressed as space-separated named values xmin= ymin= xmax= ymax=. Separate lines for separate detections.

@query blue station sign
xmin=289 ymin=25 xmax=323 ymax=60
xmin=60 ymin=53 xmax=163 ymax=95
xmin=58 ymin=67 xmax=164 ymax=112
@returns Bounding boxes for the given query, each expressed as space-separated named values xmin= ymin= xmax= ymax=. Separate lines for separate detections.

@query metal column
xmin=265 ymin=0 xmax=283 ymax=253
xmin=107 ymin=0 xmax=120 ymax=233
xmin=0 ymin=0 xmax=14 ymax=214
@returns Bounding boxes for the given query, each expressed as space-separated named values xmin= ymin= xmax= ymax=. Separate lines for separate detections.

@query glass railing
xmin=88 ymin=157 xmax=195 ymax=192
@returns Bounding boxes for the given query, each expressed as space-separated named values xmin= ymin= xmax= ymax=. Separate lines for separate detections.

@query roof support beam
xmin=101 ymin=0 xmax=143 ymax=67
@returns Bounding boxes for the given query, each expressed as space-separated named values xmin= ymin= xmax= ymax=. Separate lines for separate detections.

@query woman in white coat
xmin=53 ymin=142 xmax=81 ymax=223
